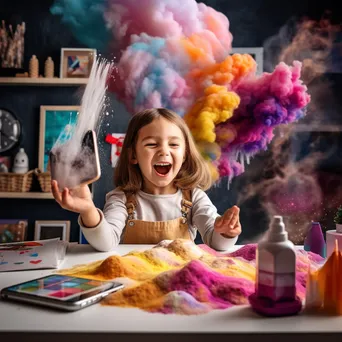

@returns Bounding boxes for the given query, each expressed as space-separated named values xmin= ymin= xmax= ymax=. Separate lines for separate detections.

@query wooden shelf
xmin=0 ymin=192 xmax=54 ymax=199
xmin=0 ymin=77 xmax=88 ymax=86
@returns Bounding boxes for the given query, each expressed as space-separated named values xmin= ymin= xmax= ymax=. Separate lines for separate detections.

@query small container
xmin=249 ymin=215 xmax=302 ymax=316
xmin=304 ymin=222 xmax=326 ymax=258
xmin=12 ymin=148 xmax=29 ymax=174
xmin=29 ymin=55 xmax=39 ymax=78
xmin=44 ymin=57 xmax=54 ymax=78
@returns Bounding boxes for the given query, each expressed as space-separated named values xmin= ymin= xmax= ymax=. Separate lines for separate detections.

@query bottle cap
xmin=268 ymin=215 xmax=288 ymax=243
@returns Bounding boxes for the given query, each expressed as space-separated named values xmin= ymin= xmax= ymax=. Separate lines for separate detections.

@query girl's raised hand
xmin=214 ymin=205 xmax=242 ymax=238
xmin=51 ymin=180 xmax=95 ymax=215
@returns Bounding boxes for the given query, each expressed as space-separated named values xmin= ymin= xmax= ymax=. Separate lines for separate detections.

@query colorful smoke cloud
xmin=51 ymin=0 xmax=311 ymax=182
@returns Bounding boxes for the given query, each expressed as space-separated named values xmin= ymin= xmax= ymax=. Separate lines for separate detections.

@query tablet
xmin=1 ymin=274 xmax=123 ymax=311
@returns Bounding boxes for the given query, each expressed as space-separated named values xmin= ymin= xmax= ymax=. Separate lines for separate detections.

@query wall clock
xmin=0 ymin=108 xmax=21 ymax=153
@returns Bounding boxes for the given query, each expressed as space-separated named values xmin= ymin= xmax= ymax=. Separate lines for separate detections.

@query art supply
xmin=304 ymin=222 xmax=326 ymax=258
xmin=249 ymin=215 xmax=302 ymax=317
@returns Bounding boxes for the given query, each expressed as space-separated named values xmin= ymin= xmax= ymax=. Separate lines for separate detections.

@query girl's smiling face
xmin=132 ymin=117 xmax=186 ymax=194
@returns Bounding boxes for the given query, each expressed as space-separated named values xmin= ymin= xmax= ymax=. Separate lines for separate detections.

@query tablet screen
xmin=6 ymin=275 xmax=114 ymax=302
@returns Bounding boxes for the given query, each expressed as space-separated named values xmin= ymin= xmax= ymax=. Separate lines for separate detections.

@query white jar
xmin=12 ymin=148 xmax=29 ymax=173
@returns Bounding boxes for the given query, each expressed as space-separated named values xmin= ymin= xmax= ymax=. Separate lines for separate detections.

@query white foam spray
xmin=51 ymin=56 xmax=114 ymax=189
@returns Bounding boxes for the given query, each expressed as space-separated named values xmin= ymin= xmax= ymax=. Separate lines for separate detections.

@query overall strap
xmin=125 ymin=192 xmax=138 ymax=220
xmin=181 ymin=189 xmax=192 ymax=223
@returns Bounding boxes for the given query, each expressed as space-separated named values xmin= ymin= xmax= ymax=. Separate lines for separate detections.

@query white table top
xmin=1 ymin=243 xmax=342 ymax=341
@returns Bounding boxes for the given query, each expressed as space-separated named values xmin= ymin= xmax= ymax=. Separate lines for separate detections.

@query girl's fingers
xmin=215 ymin=218 xmax=231 ymax=233
xmin=62 ymin=188 xmax=72 ymax=208
xmin=221 ymin=211 xmax=233 ymax=227
xmin=215 ymin=217 xmax=222 ymax=227
xmin=230 ymin=223 xmax=242 ymax=236
xmin=216 ymin=207 xmax=241 ymax=233
xmin=216 ymin=206 xmax=241 ymax=233
xmin=51 ymin=180 xmax=62 ymax=203
xmin=228 ymin=206 xmax=240 ymax=226
xmin=229 ymin=212 xmax=239 ymax=229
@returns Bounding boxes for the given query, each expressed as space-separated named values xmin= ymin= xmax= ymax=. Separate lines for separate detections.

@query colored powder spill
xmin=58 ymin=239 xmax=324 ymax=315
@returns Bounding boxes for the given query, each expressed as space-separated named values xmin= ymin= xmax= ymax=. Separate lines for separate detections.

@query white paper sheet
xmin=0 ymin=238 xmax=68 ymax=272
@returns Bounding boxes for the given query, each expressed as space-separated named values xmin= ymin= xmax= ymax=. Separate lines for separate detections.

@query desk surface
xmin=1 ymin=244 xmax=341 ymax=341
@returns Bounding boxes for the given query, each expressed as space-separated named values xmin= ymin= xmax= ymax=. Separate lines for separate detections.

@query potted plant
xmin=334 ymin=206 xmax=342 ymax=233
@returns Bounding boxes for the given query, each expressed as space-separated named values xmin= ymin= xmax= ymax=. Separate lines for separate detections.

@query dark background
xmin=0 ymin=0 xmax=341 ymax=244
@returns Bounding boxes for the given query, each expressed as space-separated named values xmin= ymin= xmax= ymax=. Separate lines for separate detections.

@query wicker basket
xmin=34 ymin=169 xmax=52 ymax=192
xmin=0 ymin=170 xmax=34 ymax=192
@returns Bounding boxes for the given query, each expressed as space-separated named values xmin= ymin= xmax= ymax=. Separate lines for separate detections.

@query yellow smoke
xmin=184 ymin=84 xmax=240 ymax=143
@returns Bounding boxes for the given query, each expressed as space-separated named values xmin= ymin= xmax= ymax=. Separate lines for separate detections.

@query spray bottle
xmin=249 ymin=215 xmax=302 ymax=316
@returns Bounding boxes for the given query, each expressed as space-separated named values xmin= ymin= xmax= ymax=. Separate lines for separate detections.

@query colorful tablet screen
xmin=7 ymin=275 xmax=112 ymax=301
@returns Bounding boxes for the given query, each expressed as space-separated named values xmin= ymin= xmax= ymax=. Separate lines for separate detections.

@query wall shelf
xmin=0 ymin=77 xmax=88 ymax=86
xmin=0 ymin=192 xmax=54 ymax=199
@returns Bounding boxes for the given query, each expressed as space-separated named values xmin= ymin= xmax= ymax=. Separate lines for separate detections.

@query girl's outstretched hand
xmin=214 ymin=205 xmax=242 ymax=238
xmin=51 ymin=180 xmax=95 ymax=215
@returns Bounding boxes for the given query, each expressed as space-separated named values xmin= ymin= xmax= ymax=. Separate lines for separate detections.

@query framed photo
xmin=0 ymin=219 xmax=28 ymax=243
xmin=39 ymin=105 xmax=81 ymax=172
xmin=60 ymin=48 xmax=97 ymax=78
xmin=34 ymin=221 xmax=70 ymax=241
xmin=230 ymin=47 xmax=263 ymax=75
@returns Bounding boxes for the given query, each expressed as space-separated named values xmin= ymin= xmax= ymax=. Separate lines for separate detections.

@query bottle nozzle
xmin=268 ymin=215 xmax=288 ymax=242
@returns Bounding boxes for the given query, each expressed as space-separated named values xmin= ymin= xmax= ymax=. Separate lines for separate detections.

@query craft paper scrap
xmin=0 ymin=238 xmax=68 ymax=272
xmin=57 ymin=239 xmax=324 ymax=315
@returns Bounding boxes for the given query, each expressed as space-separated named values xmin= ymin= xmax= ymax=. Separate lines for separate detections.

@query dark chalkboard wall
xmin=0 ymin=0 xmax=340 ymax=243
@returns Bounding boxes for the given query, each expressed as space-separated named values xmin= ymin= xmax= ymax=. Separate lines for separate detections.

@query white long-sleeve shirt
xmin=79 ymin=187 xmax=238 ymax=252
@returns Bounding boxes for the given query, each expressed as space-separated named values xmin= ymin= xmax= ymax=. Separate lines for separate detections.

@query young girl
xmin=51 ymin=108 xmax=242 ymax=251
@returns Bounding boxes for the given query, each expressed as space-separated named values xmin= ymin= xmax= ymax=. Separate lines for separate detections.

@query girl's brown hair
xmin=114 ymin=108 xmax=213 ymax=193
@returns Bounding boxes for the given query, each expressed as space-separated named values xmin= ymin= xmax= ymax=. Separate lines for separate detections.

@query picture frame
xmin=230 ymin=47 xmax=264 ymax=75
xmin=34 ymin=220 xmax=70 ymax=241
xmin=0 ymin=219 xmax=28 ymax=243
xmin=39 ymin=105 xmax=81 ymax=172
xmin=60 ymin=48 xmax=97 ymax=78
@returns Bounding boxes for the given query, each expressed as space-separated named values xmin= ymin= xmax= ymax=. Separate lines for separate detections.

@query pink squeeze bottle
xmin=249 ymin=215 xmax=302 ymax=316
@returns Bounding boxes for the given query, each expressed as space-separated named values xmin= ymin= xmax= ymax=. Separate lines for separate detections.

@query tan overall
xmin=122 ymin=190 xmax=193 ymax=244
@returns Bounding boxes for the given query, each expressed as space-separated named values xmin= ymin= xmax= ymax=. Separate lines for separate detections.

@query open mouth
xmin=153 ymin=163 xmax=172 ymax=176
